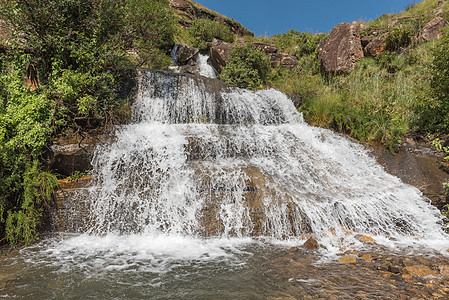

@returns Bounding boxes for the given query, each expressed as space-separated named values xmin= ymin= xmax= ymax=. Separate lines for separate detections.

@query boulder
xmin=318 ymin=22 xmax=364 ymax=74
xmin=361 ymin=36 xmax=373 ymax=48
xmin=364 ymin=34 xmax=387 ymax=57
xmin=302 ymin=236 xmax=319 ymax=250
xmin=420 ymin=17 xmax=448 ymax=42
xmin=176 ymin=44 xmax=199 ymax=65
xmin=209 ymin=40 xmax=234 ymax=73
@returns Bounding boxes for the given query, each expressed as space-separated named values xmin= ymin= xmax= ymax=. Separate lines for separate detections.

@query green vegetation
xmin=0 ymin=0 xmax=175 ymax=248
xmin=188 ymin=19 xmax=234 ymax=50
xmin=220 ymin=44 xmax=271 ymax=90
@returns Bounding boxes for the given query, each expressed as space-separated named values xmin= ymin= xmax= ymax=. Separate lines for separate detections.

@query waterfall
xmin=82 ymin=69 xmax=448 ymax=251
xmin=196 ymin=54 xmax=217 ymax=78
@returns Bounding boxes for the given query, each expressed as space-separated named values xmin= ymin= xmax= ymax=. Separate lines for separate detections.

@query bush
xmin=219 ymin=44 xmax=271 ymax=90
xmin=0 ymin=0 xmax=177 ymax=247
xmin=384 ymin=25 xmax=413 ymax=52
xmin=416 ymin=27 xmax=449 ymax=133
xmin=188 ymin=19 xmax=235 ymax=50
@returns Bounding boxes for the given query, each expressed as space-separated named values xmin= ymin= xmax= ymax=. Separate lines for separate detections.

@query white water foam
xmin=65 ymin=69 xmax=449 ymax=261
xmin=196 ymin=54 xmax=217 ymax=78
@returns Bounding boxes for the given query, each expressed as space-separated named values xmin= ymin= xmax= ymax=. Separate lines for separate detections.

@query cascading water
xmin=3 ymin=69 xmax=449 ymax=299
xmin=81 ymin=69 xmax=448 ymax=251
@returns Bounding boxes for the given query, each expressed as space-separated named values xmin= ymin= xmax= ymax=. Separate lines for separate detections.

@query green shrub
xmin=417 ymin=27 xmax=449 ymax=133
xmin=219 ymin=44 xmax=271 ymax=90
xmin=384 ymin=25 xmax=413 ymax=52
xmin=188 ymin=19 xmax=234 ymax=50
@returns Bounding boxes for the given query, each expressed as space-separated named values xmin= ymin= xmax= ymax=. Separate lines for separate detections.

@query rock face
xmin=209 ymin=40 xmax=234 ymax=73
xmin=169 ymin=0 xmax=253 ymax=36
xmin=364 ymin=34 xmax=387 ymax=57
xmin=420 ymin=17 xmax=448 ymax=42
xmin=369 ymin=140 xmax=449 ymax=210
xmin=318 ymin=22 xmax=364 ymax=74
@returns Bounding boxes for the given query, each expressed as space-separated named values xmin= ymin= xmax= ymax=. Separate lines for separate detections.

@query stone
xmin=302 ymin=237 xmax=319 ymax=250
xmin=58 ymin=175 xmax=93 ymax=189
xmin=338 ymin=255 xmax=357 ymax=264
xmin=179 ymin=64 xmax=200 ymax=75
xmin=360 ymin=254 xmax=372 ymax=261
xmin=176 ymin=44 xmax=199 ymax=65
xmin=359 ymin=235 xmax=374 ymax=243
xmin=364 ymin=34 xmax=387 ymax=57
xmin=421 ymin=17 xmax=448 ymax=42
xmin=403 ymin=265 xmax=439 ymax=278
xmin=209 ymin=41 xmax=234 ymax=73
xmin=318 ymin=22 xmax=364 ymax=74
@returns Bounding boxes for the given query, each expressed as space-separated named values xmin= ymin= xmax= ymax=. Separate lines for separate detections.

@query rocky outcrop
xmin=318 ymin=22 xmax=364 ymax=74
xmin=45 ymin=129 xmax=115 ymax=177
xmin=364 ymin=34 xmax=387 ymax=57
xmin=176 ymin=44 xmax=199 ymax=65
xmin=209 ymin=40 xmax=234 ymax=73
xmin=169 ymin=0 xmax=253 ymax=36
xmin=420 ymin=17 xmax=448 ymax=42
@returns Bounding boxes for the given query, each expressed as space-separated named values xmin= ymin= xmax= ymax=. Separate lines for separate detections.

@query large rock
xmin=176 ymin=44 xmax=199 ymax=65
xmin=318 ymin=22 xmax=364 ymax=74
xmin=420 ymin=17 xmax=448 ymax=42
xmin=364 ymin=34 xmax=387 ymax=57
xmin=209 ymin=40 xmax=234 ymax=73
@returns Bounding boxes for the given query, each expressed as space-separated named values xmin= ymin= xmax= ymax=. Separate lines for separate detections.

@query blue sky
xmin=194 ymin=0 xmax=413 ymax=36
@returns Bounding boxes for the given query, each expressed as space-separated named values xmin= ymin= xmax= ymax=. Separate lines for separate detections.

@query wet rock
xmin=176 ymin=44 xmax=199 ymax=65
xmin=46 ymin=130 xmax=114 ymax=177
xmin=360 ymin=254 xmax=372 ymax=262
xmin=358 ymin=235 xmax=374 ymax=243
xmin=58 ymin=175 xmax=93 ymax=189
xmin=338 ymin=255 xmax=357 ymax=264
xmin=420 ymin=17 xmax=448 ymax=42
xmin=364 ymin=34 xmax=387 ymax=57
xmin=179 ymin=64 xmax=200 ymax=75
xmin=402 ymin=265 xmax=439 ymax=278
xmin=369 ymin=141 xmax=449 ymax=210
xmin=318 ymin=22 xmax=364 ymax=74
xmin=302 ymin=237 xmax=319 ymax=250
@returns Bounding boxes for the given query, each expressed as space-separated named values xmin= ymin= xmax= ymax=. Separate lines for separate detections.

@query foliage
xmin=219 ymin=44 xmax=271 ymax=90
xmin=0 ymin=0 xmax=177 ymax=247
xmin=188 ymin=19 xmax=234 ymax=50
xmin=263 ymin=30 xmax=325 ymax=58
xmin=415 ymin=28 xmax=449 ymax=133
xmin=384 ymin=25 xmax=413 ymax=52
xmin=67 ymin=170 xmax=92 ymax=181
